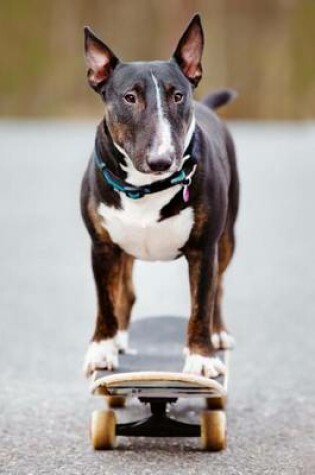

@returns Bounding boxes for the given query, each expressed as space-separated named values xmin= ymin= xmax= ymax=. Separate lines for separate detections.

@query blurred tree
xmin=0 ymin=0 xmax=314 ymax=118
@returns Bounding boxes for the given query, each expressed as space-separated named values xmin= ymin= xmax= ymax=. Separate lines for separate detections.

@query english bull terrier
xmin=81 ymin=14 xmax=239 ymax=378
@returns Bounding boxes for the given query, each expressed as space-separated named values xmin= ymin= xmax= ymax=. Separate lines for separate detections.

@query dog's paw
xmin=83 ymin=339 xmax=119 ymax=377
xmin=211 ymin=331 xmax=235 ymax=350
xmin=115 ymin=330 xmax=129 ymax=353
xmin=114 ymin=330 xmax=138 ymax=355
xmin=183 ymin=353 xmax=226 ymax=378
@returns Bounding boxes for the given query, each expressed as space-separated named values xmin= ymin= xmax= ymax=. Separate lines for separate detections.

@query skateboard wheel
xmin=90 ymin=410 xmax=117 ymax=450
xmin=107 ymin=396 xmax=126 ymax=408
xmin=200 ymin=410 xmax=226 ymax=451
xmin=206 ymin=396 xmax=226 ymax=410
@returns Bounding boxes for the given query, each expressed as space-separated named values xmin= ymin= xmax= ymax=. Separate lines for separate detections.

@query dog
xmin=81 ymin=14 xmax=239 ymax=378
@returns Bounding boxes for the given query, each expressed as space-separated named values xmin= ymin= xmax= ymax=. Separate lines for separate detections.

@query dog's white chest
xmin=98 ymin=188 xmax=194 ymax=261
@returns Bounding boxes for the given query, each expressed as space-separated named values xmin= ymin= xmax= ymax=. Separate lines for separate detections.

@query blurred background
xmin=1 ymin=0 xmax=315 ymax=119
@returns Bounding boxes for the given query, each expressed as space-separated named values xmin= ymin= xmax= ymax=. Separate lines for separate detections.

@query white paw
xmin=183 ymin=353 xmax=226 ymax=378
xmin=115 ymin=330 xmax=138 ymax=355
xmin=83 ymin=339 xmax=119 ymax=377
xmin=211 ymin=331 xmax=235 ymax=350
xmin=115 ymin=330 xmax=129 ymax=352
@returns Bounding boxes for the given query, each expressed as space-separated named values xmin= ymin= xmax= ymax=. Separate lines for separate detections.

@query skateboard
xmin=89 ymin=317 xmax=230 ymax=451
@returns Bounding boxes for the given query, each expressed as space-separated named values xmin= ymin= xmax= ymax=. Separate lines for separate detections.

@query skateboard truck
xmin=116 ymin=398 xmax=200 ymax=438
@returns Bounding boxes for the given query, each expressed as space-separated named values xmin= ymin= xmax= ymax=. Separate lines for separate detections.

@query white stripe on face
xmin=151 ymin=73 xmax=174 ymax=156
xmin=184 ymin=115 xmax=196 ymax=151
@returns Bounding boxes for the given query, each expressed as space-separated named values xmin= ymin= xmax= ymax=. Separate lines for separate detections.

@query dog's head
xmin=84 ymin=14 xmax=204 ymax=175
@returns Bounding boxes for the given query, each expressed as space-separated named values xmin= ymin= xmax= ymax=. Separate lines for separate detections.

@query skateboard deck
xmin=89 ymin=317 xmax=230 ymax=451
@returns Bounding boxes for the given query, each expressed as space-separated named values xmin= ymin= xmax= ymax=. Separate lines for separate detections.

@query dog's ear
xmin=172 ymin=14 xmax=204 ymax=88
xmin=84 ymin=27 xmax=119 ymax=91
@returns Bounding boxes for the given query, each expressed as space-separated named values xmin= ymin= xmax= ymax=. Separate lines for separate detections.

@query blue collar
xmin=94 ymin=143 xmax=197 ymax=201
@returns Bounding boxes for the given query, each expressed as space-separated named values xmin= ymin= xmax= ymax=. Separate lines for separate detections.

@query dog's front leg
xmin=183 ymin=246 xmax=226 ymax=378
xmin=83 ymin=242 xmax=122 ymax=376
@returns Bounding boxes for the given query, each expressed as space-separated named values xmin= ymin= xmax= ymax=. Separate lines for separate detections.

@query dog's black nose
xmin=147 ymin=157 xmax=172 ymax=172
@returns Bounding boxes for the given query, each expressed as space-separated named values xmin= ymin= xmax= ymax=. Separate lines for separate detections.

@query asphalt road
xmin=0 ymin=121 xmax=314 ymax=474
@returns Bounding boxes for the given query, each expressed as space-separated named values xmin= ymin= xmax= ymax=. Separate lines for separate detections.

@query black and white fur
xmin=81 ymin=14 xmax=239 ymax=378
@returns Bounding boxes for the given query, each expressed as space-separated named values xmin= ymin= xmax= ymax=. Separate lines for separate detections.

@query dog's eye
xmin=124 ymin=93 xmax=136 ymax=104
xmin=174 ymin=92 xmax=184 ymax=103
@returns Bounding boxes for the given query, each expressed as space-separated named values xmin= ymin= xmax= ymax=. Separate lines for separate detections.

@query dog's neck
xmin=95 ymin=121 xmax=128 ymax=181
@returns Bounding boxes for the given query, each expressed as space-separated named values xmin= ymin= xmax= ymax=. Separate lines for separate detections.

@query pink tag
xmin=183 ymin=185 xmax=190 ymax=202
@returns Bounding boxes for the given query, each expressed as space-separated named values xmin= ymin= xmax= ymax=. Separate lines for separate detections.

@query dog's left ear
xmin=172 ymin=14 xmax=204 ymax=88
xmin=84 ymin=26 xmax=119 ymax=92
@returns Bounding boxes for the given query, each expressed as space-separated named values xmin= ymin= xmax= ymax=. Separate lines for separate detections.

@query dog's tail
xmin=202 ymin=89 xmax=238 ymax=110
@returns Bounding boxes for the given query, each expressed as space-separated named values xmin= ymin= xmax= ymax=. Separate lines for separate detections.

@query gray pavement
xmin=0 ymin=121 xmax=315 ymax=474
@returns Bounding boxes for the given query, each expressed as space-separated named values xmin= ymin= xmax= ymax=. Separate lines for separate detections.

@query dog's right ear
xmin=84 ymin=27 xmax=119 ymax=91
xmin=172 ymin=14 xmax=204 ymax=88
